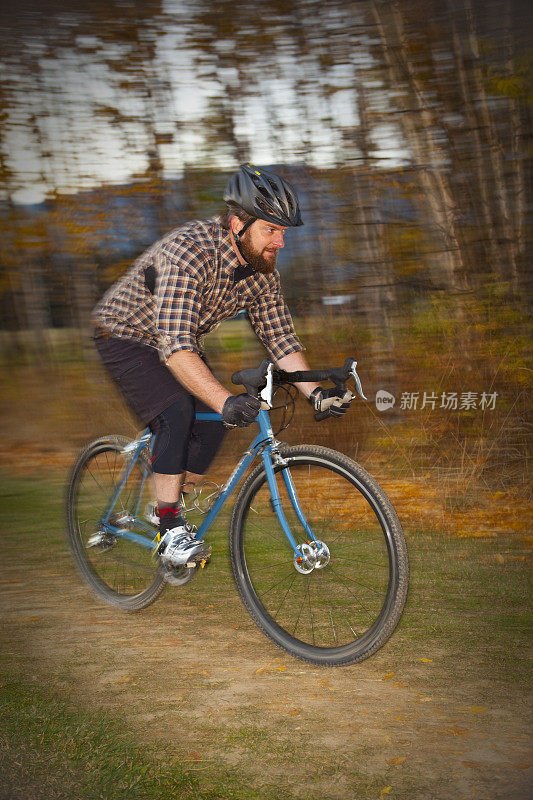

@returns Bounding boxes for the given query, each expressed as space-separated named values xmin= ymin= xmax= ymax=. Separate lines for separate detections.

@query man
xmin=92 ymin=164 xmax=353 ymax=569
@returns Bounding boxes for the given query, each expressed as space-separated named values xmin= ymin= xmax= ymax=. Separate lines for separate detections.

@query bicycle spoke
xmin=272 ymin=571 xmax=299 ymax=619
xmin=256 ymin=568 xmax=299 ymax=598
xmin=305 ymin=577 xmax=316 ymax=647
xmin=311 ymin=575 xmax=369 ymax=636
xmin=326 ymin=563 xmax=389 ymax=599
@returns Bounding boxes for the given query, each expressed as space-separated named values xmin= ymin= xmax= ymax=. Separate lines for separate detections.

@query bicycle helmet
xmin=224 ymin=163 xmax=303 ymax=229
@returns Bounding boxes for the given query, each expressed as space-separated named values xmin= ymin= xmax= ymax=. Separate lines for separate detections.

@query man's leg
xmin=154 ymin=400 xmax=225 ymax=515
xmin=93 ymin=336 xmax=210 ymax=562
xmin=149 ymin=400 xmax=193 ymax=532
xmin=181 ymin=471 xmax=204 ymax=495
xmin=184 ymin=412 xmax=226 ymax=482
xmin=149 ymin=402 xmax=211 ymax=566
xmin=153 ymin=473 xmax=186 ymax=531
xmin=153 ymin=473 xmax=186 ymax=504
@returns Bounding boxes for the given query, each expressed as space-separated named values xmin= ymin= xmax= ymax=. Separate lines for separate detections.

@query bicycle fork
xmin=263 ymin=449 xmax=331 ymax=574
xmin=258 ymin=423 xmax=330 ymax=574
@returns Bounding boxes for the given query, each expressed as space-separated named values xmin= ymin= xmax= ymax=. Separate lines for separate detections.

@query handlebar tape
xmin=231 ymin=358 xmax=357 ymax=395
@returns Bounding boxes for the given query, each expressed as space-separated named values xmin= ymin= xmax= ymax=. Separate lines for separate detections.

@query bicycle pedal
xmin=186 ymin=559 xmax=210 ymax=569
xmin=186 ymin=552 xmax=211 ymax=569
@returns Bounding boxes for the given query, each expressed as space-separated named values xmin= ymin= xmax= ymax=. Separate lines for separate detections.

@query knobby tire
xmin=229 ymin=445 xmax=408 ymax=666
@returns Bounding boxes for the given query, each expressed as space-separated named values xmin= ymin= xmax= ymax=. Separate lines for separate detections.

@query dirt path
xmin=1 ymin=544 xmax=531 ymax=800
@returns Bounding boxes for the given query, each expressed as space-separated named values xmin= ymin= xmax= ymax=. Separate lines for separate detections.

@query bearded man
xmin=92 ymin=164 xmax=353 ymax=567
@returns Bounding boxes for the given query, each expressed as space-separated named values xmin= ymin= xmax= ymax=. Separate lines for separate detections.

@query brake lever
xmin=314 ymin=359 xmax=367 ymax=422
xmin=344 ymin=357 xmax=368 ymax=401
xmin=259 ymin=362 xmax=273 ymax=409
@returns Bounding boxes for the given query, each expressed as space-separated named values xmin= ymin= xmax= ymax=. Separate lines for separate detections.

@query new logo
xmin=375 ymin=390 xmax=396 ymax=411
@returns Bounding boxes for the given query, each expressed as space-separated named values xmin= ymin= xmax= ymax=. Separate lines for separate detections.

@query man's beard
xmin=239 ymin=234 xmax=278 ymax=274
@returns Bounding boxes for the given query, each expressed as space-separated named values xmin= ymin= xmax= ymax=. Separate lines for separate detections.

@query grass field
xmin=0 ymin=469 xmax=531 ymax=799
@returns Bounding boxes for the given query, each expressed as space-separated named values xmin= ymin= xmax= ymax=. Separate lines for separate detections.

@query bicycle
xmin=66 ymin=358 xmax=408 ymax=667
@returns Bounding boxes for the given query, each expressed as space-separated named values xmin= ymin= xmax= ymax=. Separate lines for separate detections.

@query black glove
xmin=309 ymin=387 xmax=354 ymax=418
xmin=222 ymin=393 xmax=261 ymax=428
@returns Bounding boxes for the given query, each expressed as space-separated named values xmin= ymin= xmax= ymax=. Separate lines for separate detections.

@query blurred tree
xmin=371 ymin=0 xmax=468 ymax=297
xmin=0 ymin=0 xmax=530 ymax=353
xmin=369 ymin=0 xmax=530 ymax=303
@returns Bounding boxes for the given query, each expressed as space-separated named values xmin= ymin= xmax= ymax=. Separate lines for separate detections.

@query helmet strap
xmin=233 ymin=217 xmax=255 ymax=243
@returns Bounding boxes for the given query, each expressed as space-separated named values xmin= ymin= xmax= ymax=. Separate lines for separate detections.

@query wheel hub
xmin=86 ymin=529 xmax=117 ymax=551
xmin=293 ymin=540 xmax=330 ymax=573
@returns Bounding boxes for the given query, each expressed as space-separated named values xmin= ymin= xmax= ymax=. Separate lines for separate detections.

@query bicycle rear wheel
xmin=66 ymin=435 xmax=165 ymax=610
xmin=230 ymin=445 xmax=408 ymax=666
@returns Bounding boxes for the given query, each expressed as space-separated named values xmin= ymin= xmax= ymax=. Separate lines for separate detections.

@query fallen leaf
xmin=468 ymin=706 xmax=487 ymax=713
xmin=388 ymin=756 xmax=406 ymax=765
xmin=382 ymin=672 xmax=395 ymax=680
xmin=420 ymin=658 xmax=433 ymax=663
xmin=446 ymin=726 xmax=469 ymax=737
xmin=379 ymin=787 xmax=392 ymax=799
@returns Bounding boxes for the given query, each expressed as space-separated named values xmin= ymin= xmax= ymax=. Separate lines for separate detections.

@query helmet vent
xmin=256 ymin=196 xmax=274 ymax=216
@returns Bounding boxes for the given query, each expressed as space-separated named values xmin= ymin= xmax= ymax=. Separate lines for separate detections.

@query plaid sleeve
xmin=154 ymin=243 xmax=206 ymax=360
xmin=247 ymin=273 xmax=303 ymax=362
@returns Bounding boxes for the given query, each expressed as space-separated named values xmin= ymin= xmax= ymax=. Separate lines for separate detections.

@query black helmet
xmin=224 ymin=163 xmax=303 ymax=228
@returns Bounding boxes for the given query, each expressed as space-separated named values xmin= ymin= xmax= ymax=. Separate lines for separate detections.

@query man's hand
xmin=222 ymin=393 xmax=261 ymax=428
xmin=309 ymin=387 xmax=354 ymax=418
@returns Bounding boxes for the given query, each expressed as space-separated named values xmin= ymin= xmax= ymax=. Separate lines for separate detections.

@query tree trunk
xmin=371 ymin=0 xmax=467 ymax=297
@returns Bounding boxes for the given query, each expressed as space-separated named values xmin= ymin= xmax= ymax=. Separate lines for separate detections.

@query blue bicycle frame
xmin=100 ymin=409 xmax=315 ymax=558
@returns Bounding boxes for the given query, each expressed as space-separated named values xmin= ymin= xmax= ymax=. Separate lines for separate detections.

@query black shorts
xmin=94 ymin=333 xmax=215 ymax=423
xmin=93 ymin=333 xmax=226 ymax=475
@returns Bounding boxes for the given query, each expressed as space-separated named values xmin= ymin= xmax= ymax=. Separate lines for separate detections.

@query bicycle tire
xmin=230 ymin=445 xmax=408 ymax=666
xmin=66 ymin=435 xmax=166 ymax=611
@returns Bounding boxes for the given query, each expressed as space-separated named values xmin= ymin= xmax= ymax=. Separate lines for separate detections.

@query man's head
xmin=223 ymin=164 xmax=303 ymax=274
xmin=229 ymin=213 xmax=287 ymax=274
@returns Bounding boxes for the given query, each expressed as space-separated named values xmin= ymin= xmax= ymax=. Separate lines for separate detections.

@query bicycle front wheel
xmin=66 ymin=435 xmax=165 ymax=611
xmin=230 ymin=445 xmax=408 ymax=666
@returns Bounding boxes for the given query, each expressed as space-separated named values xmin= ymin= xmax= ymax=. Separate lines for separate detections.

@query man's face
xmin=234 ymin=218 xmax=287 ymax=274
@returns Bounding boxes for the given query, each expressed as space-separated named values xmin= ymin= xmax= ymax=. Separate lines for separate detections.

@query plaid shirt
xmin=93 ymin=218 xmax=303 ymax=362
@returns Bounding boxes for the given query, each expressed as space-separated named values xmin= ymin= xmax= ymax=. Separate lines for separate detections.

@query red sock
xmin=157 ymin=501 xmax=184 ymax=534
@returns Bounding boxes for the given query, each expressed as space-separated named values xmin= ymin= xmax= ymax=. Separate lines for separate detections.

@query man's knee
xmin=186 ymin=420 xmax=226 ymax=475
xmin=149 ymin=400 xmax=194 ymax=475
